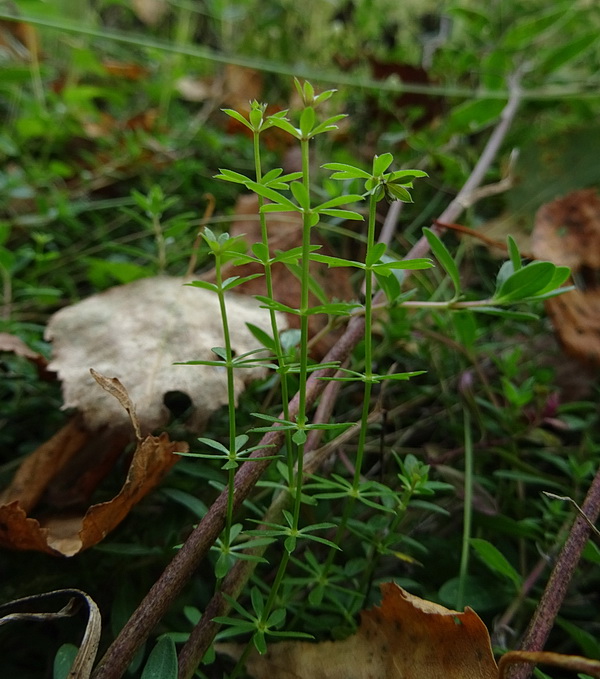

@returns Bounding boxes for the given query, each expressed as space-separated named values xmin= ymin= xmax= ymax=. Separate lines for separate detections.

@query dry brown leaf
xmin=45 ymin=276 xmax=285 ymax=434
xmin=532 ymin=189 xmax=600 ymax=364
xmin=91 ymin=369 xmax=142 ymax=441
xmin=0 ymin=427 xmax=184 ymax=557
xmin=0 ymin=416 xmax=91 ymax=513
xmin=101 ymin=59 xmax=148 ymax=80
xmin=218 ymin=583 xmax=498 ymax=679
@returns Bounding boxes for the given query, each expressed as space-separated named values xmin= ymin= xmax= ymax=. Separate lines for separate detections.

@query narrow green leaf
xmin=502 ymin=5 xmax=569 ymax=49
xmin=365 ymin=242 xmax=387 ymax=267
xmin=386 ymin=184 xmax=414 ymax=202
xmin=534 ymin=266 xmax=571 ymax=296
xmin=450 ymin=98 xmax=506 ymax=133
xmin=373 ymin=371 xmax=426 ymax=381
xmin=197 ymin=437 xmax=229 ymax=454
xmin=284 ymin=262 xmax=328 ymax=303
xmin=299 ymin=106 xmax=315 ymax=137
xmin=260 ymin=204 xmax=297 ymax=214
xmin=245 ymin=181 xmax=296 ymax=209
xmin=250 ymin=587 xmax=264 ymax=617
xmin=472 ymin=306 xmax=539 ymax=320
xmin=53 ymin=644 xmax=78 ymax=679
xmin=162 ymin=488 xmax=208 ymax=518
xmin=290 ymin=181 xmax=310 ymax=210
xmin=246 ymin=323 xmax=276 ymax=353
xmin=372 ymin=258 xmax=433 ymax=273
xmin=305 ymin=302 xmax=361 ymax=315
xmin=214 ymin=168 xmax=252 ymax=185
xmin=388 ymin=169 xmax=428 ymax=181
xmin=273 ymin=245 xmax=321 ymax=264
xmin=310 ymin=254 xmax=364 ymax=268
xmin=423 ymin=228 xmax=461 ymax=294
xmin=292 ymin=429 xmax=307 ymax=445
xmin=470 ymin=538 xmax=522 ymax=589
xmin=221 ymin=108 xmax=252 ymax=130
xmin=539 ymin=32 xmax=599 ymax=74
xmin=322 ymin=162 xmax=370 ymax=179
xmin=251 ymin=242 xmax=269 ymax=262
xmin=315 ymin=194 xmax=364 ymax=210
xmin=268 ymin=117 xmax=300 ymax=138
xmin=374 ymin=270 xmax=401 ymax=302
xmin=507 ymin=236 xmax=522 ymax=271
xmin=267 ymin=608 xmax=286 ymax=628
xmin=222 ymin=273 xmax=263 ymax=290
xmin=320 ymin=209 xmax=364 ymax=220
xmin=310 ymin=114 xmax=346 ymax=137
xmin=186 ymin=280 xmax=218 ymax=293
xmin=255 ymin=296 xmax=300 ymax=315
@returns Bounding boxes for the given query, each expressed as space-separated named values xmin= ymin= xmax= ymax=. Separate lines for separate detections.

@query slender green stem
xmin=457 ymin=408 xmax=473 ymax=609
xmin=291 ymin=135 xmax=312 ymax=529
xmin=317 ymin=193 xmax=379 ymax=576
xmin=230 ymin=129 xmax=313 ymax=677
xmin=351 ymin=193 xmax=377 ymax=489
xmin=252 ymin=130 xmax=293 ymax=460
xmin=214 ymin=254 xmax=238 ymax=549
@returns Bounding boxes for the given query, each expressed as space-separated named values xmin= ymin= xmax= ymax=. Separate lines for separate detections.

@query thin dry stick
xmin=92 ymin=71 xmax=524 ymax=679
xmin=507 ymin=466 xmax=600 ymax=679
xmin=405 ymin=69 xmax=523 ymax=262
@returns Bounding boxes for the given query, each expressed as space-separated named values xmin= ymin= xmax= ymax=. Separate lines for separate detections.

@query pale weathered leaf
xmin=45 ymin=276 xmax=285 ymax=434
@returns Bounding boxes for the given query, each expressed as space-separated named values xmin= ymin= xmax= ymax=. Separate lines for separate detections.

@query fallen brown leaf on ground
xmin=0 ymin=419 xmax=184 ymax=556
xmin=1 ymin=276 xmax=281 ymax=555
xmin=45 ymin=275 xmax=284 ymax=433
xmin=218 ymin=583 xmax=498 ymax=679
xmin=532 ymin=189 xmax=600 ymax=365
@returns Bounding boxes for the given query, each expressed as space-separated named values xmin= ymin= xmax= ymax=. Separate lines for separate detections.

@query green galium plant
xmin=91 ymin=76 xmax=577 ymax=679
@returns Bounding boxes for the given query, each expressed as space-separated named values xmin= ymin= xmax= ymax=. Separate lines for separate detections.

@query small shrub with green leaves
xmin=137 ymin=80 xmax=576 ymax=678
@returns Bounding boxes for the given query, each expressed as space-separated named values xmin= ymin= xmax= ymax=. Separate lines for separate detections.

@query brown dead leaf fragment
xmin=532 ymin=189 xmax=600 ymax=365
xmin=218 ymin=583 xmax=498 ymax=679
xmin=0 ymin=426 xmax=184 ymax=557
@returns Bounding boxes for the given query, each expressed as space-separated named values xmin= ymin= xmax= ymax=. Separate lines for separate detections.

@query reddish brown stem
xmin=507 ymin=465 xmax=600 ymax=679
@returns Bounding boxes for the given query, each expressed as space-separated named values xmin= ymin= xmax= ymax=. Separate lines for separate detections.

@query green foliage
xmin=0 ymin=2 xmax=599 ymax=678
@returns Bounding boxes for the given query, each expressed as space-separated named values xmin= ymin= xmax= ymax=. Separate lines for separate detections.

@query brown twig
xmin=500 ymin=650 xmax=600 ymax=679
xmin=507 ymin=466 xmax=600 ymax=679
xmin=404 ymin=69 xmax=523 ymax=263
